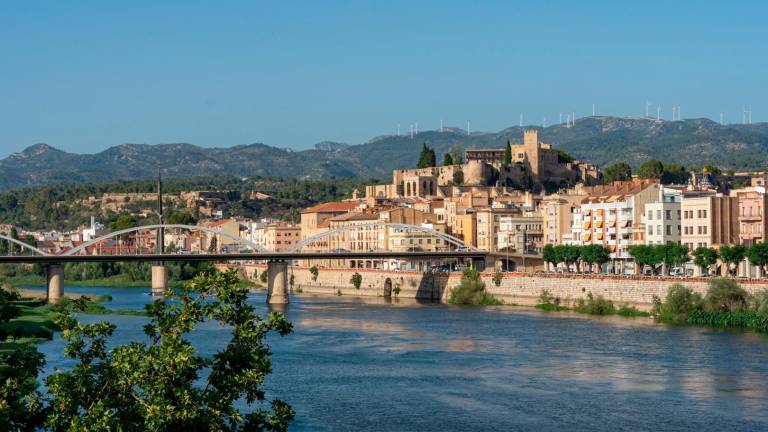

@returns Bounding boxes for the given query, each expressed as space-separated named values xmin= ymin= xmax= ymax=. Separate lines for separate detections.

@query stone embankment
xmin=231 ymin=264 xmax=768 ymax=311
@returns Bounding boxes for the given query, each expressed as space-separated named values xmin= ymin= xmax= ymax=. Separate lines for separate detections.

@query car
xmin=669 ymin=267 xmax=685 ymax=277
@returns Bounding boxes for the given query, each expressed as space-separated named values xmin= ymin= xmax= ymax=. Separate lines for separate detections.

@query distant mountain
xmin=3 ymin=116 xmax=768 ymax=191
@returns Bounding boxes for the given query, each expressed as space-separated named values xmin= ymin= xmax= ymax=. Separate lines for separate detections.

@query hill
xmin=2 ymin=116 xmax=768 ymax=191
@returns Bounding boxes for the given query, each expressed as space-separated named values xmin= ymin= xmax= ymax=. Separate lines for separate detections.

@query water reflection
xmin=29 ymin=285 xmax=768 ymax=431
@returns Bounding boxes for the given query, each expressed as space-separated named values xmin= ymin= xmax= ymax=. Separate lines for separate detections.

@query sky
xmin=1 ymin=1 xmax=767 ymax=158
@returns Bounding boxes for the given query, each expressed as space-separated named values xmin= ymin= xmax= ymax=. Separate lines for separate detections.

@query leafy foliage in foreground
xmin=0 ymin=270 xmax=294 ymax=431
xmin=687 ymin=310 xmax=768 ymax=333
xmin=448 ymin=269 xmax=501 ymax=306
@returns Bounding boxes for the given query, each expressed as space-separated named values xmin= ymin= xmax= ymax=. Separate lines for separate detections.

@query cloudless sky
xmin=1 ymin=1 xmax=766 ymax=157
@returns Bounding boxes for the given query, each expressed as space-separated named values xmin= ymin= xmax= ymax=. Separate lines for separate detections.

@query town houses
xmin=6 ymin=132 xmax=768 ymax=278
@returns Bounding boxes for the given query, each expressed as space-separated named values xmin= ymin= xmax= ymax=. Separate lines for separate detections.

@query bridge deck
xmin=0 ymin=251 xmax=488 ymax=264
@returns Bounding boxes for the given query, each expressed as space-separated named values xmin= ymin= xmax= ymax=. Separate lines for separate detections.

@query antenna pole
xmin=592 ymin=104 xmax=595 ymax=116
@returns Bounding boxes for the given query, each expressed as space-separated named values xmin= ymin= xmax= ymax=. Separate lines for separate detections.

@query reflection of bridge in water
xmin=0 ymin=223 xmax=513 ymax=305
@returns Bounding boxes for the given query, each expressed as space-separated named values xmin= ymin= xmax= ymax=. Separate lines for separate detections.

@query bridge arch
xmin=61 ymin=224 xmax=264 ymax=256
xmin=0 ymin=234 xmax=50 ymax=256
xmin=287 ymin=222 xmax=477 ymax=253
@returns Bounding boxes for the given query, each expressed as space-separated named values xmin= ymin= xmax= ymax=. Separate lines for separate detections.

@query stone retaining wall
xmin=239 ymin=264 xmax=768 ymax=311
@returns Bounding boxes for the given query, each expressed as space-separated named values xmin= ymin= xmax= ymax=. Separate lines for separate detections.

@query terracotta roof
xmin=328 ymin=212 xmax=379 ymax=222
xmin=301 ymin=201 xmax=359 ymax=214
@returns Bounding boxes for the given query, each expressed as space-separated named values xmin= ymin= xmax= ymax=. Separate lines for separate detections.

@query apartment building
xmin=643 ymin=187 xmax=683 ymax=246
xmin=735 ymin=186 xmax=768 ymax=247
xmin=541 ymin=190 xmax=587 ymax=246
xmin=574 ymin=180 xmax=661 ymax=261
xmin=680 ymin=192 xmax=739 ymax=249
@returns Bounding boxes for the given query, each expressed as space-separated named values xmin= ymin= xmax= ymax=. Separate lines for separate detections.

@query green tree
xmin=542 ymin=244 xmax=557 ymax=269
xmin=580 ymin=245 xmax=610 ymax=273
xmin=692 ymin=246 xmax=719 ymax=275
xmin=719 ymin=244 xmax=746 ymax=276
xmin=661 ymin=163 xmax=688 ymax=184
xmin=447 ymin=268 xmax=500 ymax=305
xmin=443 ymin=153 xmax=454 ymax=166
xmin=350 ymin=272 xmax=362 ymax=289
xmin=449 ymin=143 xmax=463 ymax=165
xmin=660 ymin=242 xmax=690 ymax=270
xmin=705 ymin=278 xmax=747 ymax=312
xmin=629 ymin=245 xmax=663 ymax=274
xmin=166 ymin=211 xmax=197 ymax=225
xmin=637 ymin=159 xmax=665 ymax=179
xmin=747 ymin=242 xmax=768 ymax=276
xmin=554 ymin=244 xmax=582 ymax=272
xmin=452 ymin=170 xmax=464 ymax=185
xmin=43 ymin=270 xmax=294 ymax=431
xmin=602 ymin=162 xmax=632 ymax=183
xmin=703 ymin=164 xmax=722 ymax=176
xmin=416 ymin=143 xmax=436 ymax=169
xmin=110 ymin=214 xmax=138 ymax=231
xmin=503 ymin=140 xmax=512 ymax=165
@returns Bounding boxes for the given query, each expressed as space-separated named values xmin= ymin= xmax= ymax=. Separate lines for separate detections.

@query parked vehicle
xmin=669 ymin=267 xmax=685 ymax=277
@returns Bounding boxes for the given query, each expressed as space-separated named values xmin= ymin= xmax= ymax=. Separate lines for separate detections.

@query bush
xmin=492 ymin=271 xmax=502 ymax=286
xmin=448 ymin=269 xmax=501 ymax=305
xmin=616 ymin=305 xmax=650 ymax=317
xmin=350 ymin=273 xmax=362 ymax=290
xmin=574 ymin=293 xmax=615 ymax=315
xmin=655 ymin=284 xmax=704 ymax=324
xmin=310 ymin=265 xmax=319 ymax=282
xmin=688 ymin=310 xmax=768 ymax=333
xmin=705 ymin=278 xmax=748 ymax=312
xmin=289 ymin=274 xmax=295 ymax=288
xmin=750 ymin=289 xmax=768 ymax=315
xmin=259 ymin=270 xmax=268 ymax=284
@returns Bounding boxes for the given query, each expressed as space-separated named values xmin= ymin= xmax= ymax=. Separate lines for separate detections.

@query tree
xmin=719 ymin=244 xmax=746 ymax=276
xmin=747 ymin=242 xmax=768 ymax=276
xmin=416 ymin=143 xmax=436 ymax=169
xmin=580 ymin=245 xmax=610 ymax=273
xmin=542 ymin=244 xmax=557 ymax=269
xmin=660 ymin=242 xmax=689 ymax=270
xmin=603 ymin=162 xmax=632 ymax=183
xmin=443 ymin=153 xmax=453 ymax=166
xmin=452 ymin=170 xmax=464 ymax=185
xmin=166 ymin=211 xmax=197 ymax=225
xmin=503 ymin=140 xmax=512 ymax=165
xmin=629 ymin=245 xmax=663 ymax=274
xmin=208 ymin=236 xmax=218 ymax=253
xmin=350 ymin=272 xmax=362 ymax=289
xmin=110 ymin=215 xmax=138 ymax=231
xmin=661 ymin=163 xmax=688 ymax=185
xmin=637 ymin=159 xmax=665 ymax=179
xmin=450 ymin=143 xmax=463 ymax=165
xmin=555 ymin=245 xmax=582 ymax=272
xmin=692 ymin=246 xmax=719 ymax=275
xmin=43 ymin=270 xmax=294 ymax=431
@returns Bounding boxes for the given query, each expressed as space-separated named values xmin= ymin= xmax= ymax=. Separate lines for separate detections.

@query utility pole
xmin=156 ymin=167 xmax=164 ymax=255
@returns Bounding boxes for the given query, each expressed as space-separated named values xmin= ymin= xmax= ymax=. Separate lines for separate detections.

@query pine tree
xmin=443 ymin=153 xmax=454 ymax=166
xmin=503 ymin=140 xmax=512 ymax=165
xmin=416 ymin=143 xmax=436 ymax=168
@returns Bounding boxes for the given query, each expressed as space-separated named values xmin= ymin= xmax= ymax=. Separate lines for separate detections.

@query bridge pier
xmin=46 ymin=263 xmax=64 ymax=303
xmin=266 ymin=260 xmax=289 ymax=304
xmin=151 ymin=265 xmax=168 ymax=297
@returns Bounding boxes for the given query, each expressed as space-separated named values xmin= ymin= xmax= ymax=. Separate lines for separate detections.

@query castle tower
xmin=523 ymin=129 xmax=541 ymax=178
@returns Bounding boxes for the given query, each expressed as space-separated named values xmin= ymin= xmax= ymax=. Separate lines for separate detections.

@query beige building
xmin=680 ymin=192 xmax=739 ymax=250
xmin=251 ymin=223 xmax=301 ymax=252
xmin=541 ymin=190 xmax=587 ymax=246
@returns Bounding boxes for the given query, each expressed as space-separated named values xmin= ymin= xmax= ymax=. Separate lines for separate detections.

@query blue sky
xmin=1 ymin=1 xmax=766 ymax=157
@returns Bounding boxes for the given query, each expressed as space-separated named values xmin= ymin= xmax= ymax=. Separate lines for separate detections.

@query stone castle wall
xmin=239 ymin=264 xmax=768 ymax=311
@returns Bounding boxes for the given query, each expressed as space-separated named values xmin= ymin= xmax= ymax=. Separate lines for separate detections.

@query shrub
xmin=751 ymin=289 xmax=768 ymax=315
xmin=574 ymin=293 xmax=615 ymax=315
xmin=289 ymin=274 xmax=295 ymax=288
xmin=492 ymin=271 xmax=502 ymax=286
xmin=448 ymin=269 xmax=501 ymax=305
xmin=688 ymin=310 xmax=768 ymax=333
xmin=655 ymin=284 xmax=704 ymax=324
xmin=310 ymin=265 xmax=319 ymax=281
xmin=705 ymin=278 xmax=748 ymax=312
xmin=616 ymin=305 xmax=650 ymax=317
xmin=336 ymin=289 xmax=342 ymax=296
xmin=538 ymin=289 xmax=553 ymax=305
xmin=259 ymin=270 xmax=268 ymax=284
xmin=392 ymin=284 xmax=401 ymax=296
xmin=350 ymin=273 xmax=362 ymax=290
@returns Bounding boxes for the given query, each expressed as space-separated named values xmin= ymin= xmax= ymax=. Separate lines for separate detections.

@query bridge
xmin=0 ymin=223 xmax=493 ymax=305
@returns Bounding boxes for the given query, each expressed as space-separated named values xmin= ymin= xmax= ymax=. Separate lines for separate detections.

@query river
xmin=27 ymin=285 xmax=768 ymax=431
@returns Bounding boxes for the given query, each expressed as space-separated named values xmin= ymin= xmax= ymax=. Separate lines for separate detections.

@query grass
xmin=535 ymin=303 xmax=568 ymax=312
xmin=687 ymin=310 xmax=768 ymax=333
xmin=0 ymin=300 xmax=57 ymax=354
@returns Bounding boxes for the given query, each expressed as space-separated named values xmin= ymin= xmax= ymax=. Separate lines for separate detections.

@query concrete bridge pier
xmin=267 ymin=260 xmax=289 ymax=304
xmin=46 ymin=263 xmax=64 ymax=303
xmin=151 ymin=265 xmax=168 ymax=297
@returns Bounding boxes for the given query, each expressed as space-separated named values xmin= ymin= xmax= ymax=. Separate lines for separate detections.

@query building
xmin=643 ymin=187 xmax=683 ymax=246
xmin=251 ymin=222 xmax=301 ymax=252
xmin=541 ymin=189 xmax=587 ymax=246
xmin=680 ymin=192 xmax=739 ymax=250
xmin=574 ymin=180 xmax=661 ymax=265
xmin=735 ymin=186 xmax=768 ymax=247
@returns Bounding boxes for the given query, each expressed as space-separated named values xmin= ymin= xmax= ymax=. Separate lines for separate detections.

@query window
xmin=657 ymin=210 xmax=662 ymax=220
xmin=666 ymin=210 xmax=671 ymax=220
xmin=648 ymin=210 xmax=653 ymax=220
xmin=657 ymin=225 xmax=662 ymax=235
xmin=666 ymin=225 xmax=671 ymax=235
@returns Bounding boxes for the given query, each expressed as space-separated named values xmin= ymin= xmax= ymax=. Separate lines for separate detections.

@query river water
xmin=29 ymin=286 xmax=768 ymax=431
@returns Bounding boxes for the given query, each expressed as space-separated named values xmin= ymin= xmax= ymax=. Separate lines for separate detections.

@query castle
xmin=365 ymin=130 xmax=599 ymax=200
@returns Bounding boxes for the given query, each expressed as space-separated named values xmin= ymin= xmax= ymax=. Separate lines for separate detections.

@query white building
xmin=643 ymin=187 xmax=683 ymax=246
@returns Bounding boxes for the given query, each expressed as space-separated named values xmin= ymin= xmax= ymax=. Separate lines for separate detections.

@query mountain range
xmin=3 ymin=116 xmax=768 ymax=191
